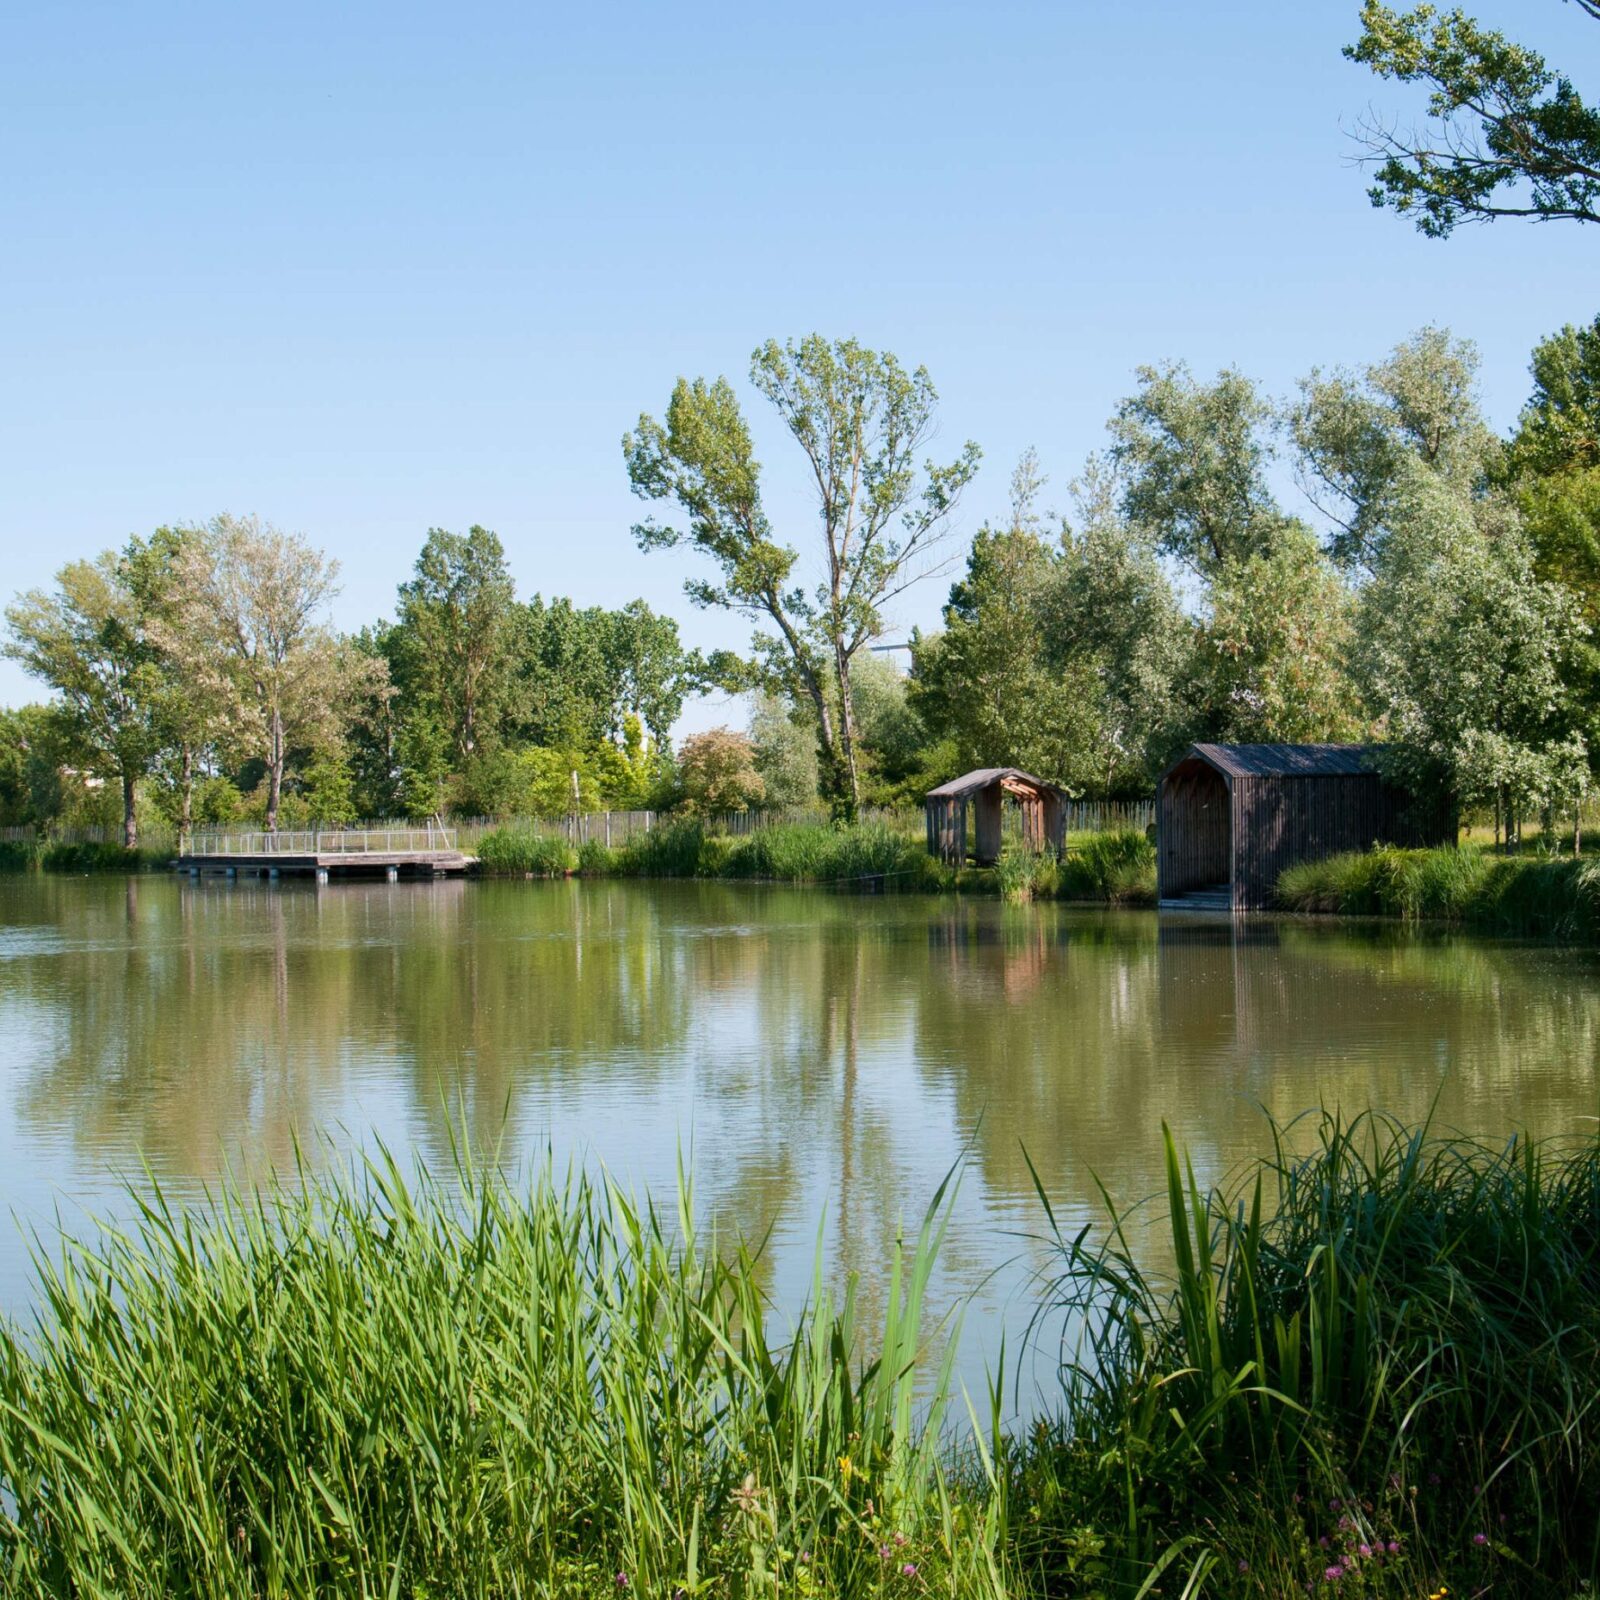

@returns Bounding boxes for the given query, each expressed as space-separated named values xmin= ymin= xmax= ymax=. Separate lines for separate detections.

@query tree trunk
xmin=832 ymin=643 xmax=861 ymax=823
xmin=177 ymin=743 xmax=195 ymax=851
xmin=266 ymin=708 xmax=284 ymax=833
xmin=121 ymin=771 xmax=138 ymax=850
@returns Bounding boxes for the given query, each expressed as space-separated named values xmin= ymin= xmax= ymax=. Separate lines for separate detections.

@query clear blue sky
xmin=2 ymin=0 xmax=1594 ymax=725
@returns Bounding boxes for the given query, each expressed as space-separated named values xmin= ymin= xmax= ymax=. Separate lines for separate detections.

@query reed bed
xmin=1027 ymin=1111 xmax=1600 ymax=1595
xmin=0 ymin=1150 xmax=981 ymax=1600
xmin=474 ymin=828 xmax=578 ymax=877
xmin=1277 ymin=845 xmax=1600 ymax=936
xmin=3 ymin=1117 xmax=1596 ymax=1596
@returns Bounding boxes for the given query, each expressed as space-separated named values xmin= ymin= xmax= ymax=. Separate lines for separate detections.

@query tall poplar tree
xmin=626 ymin=335 xmax=979 ymax=816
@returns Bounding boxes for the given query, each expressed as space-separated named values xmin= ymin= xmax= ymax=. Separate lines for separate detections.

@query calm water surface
xmin=2 ymin=874 xmax=1597 ymax=1401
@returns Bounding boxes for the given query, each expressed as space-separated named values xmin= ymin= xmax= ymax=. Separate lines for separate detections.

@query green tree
xmin=0 ymin=704 xmax=63 ymax=828
xmin=1355 ymin=463 xmax=1586 ymax=840
xmin=603 ymin=600 xmax=693 ymax=751
xmin=625 ymin=335 xmax=980 ymax=815
xmin=395 ymin=527 xmax=519 ymax=762
xmin=168 ymin=515 xmax=377 ymax=832
xmin=910 ymin=524 xmax=1097 ymax=786
xmin=4 ymin=553 xmax=163 ymax=846
xmin=1506 ymin=317 xmax=1600 ymax=769
xmin=1347 ymin=1 xmax=1600 ymax=235
xmin=1292 ymin=327 xmax=1493 ymax=571
xmin=1507 ymin=313 xmax=1600 ymax=480
xmin=677 ymin=727 xmax=765 ymax=813
xmin=125 ymin=525 xmax=231 ymax=847
xmin=516 ymin=596 xmax=616 ymax=749
xmin=1047 ymin=458 xmax=1190 ymax=790
xmin=300 ymin=745 xmax=357 ymax=824
xmin=748 ymin=694 xmax=819 ymax=808
xmin=1191 ymin=526 xmax=1363 ymax=745
xmin=1109 ymin=363 xmax=1296 ymax=578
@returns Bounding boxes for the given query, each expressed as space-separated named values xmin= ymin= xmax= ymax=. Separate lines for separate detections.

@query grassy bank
xmin=3 ymin=1115 xmax=1595 ymax=1597
xmin=1278 ymin=845 xmax=1600 ymax=937
xmin=473 ymin=818 xmax=1157 ymax=904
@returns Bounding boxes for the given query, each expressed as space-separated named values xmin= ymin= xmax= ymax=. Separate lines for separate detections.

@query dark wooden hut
xmin=1157 ymin=743 xmax=1452 ymax=912
xmin=924 ymin=768 xmax=1066 ymax=866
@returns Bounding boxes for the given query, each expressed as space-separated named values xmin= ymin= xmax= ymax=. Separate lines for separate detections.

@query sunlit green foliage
xmin=1347 ymin=0 xmax=1600 ymax=234
xmin=1279 ymin=843 xmax=1600 ymax=936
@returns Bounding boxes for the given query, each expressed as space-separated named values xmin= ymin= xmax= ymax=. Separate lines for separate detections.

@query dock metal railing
xmin=185 ymin=825 xmax=458 ymax=857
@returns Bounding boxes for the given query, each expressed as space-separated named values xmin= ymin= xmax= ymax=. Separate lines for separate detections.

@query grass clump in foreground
xmin=2 ymin=1116 xmax=1597 ymax=1597
xmin=1278 ymin=844 xmax=1600 ymax=936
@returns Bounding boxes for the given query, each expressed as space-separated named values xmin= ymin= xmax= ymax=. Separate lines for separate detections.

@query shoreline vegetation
xmin=476 ymin=819 xmax=1160 ymax=904
xmin=1 ymin=1114 xmax=1595 ymax=1597
xmin=11 ymin=821 xmax=1600 ymax=939
xmin=1277 ymin=845 xmax=1600 ymax=939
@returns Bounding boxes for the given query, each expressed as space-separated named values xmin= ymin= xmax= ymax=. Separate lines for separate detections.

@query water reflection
xmin=2 ymin=877 xmax=1597 ymax=1396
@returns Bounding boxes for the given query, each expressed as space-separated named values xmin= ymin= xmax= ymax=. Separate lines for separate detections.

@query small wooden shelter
xmin=924 ymin=768 xmax=1067 ymax=866
xmin=1157 ymin=742 xmax=1451 ymax=912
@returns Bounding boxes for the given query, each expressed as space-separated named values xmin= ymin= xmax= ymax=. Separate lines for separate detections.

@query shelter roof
xmin=925 ymin=767 xmax=1065 ymax=800
xmin=1172 ymin=743 xmax=1380 ymax=780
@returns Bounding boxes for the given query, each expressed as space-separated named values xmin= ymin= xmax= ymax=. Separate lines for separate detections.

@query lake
xmin=2 ymin=873 xmax=1597 ymax=1405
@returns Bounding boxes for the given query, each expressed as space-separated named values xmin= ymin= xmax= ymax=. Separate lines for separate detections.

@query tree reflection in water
xmin=2 ymin=876 xmax=1597 ymax=1398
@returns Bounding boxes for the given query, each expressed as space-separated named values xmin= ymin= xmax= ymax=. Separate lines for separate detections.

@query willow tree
xmin=167 ymin=515 xmax=363 ymax=832
xmin=625 ymin=335 xmax=979 ymax=815
xmin=1109 ymin=362 xmax=1297 ymax=578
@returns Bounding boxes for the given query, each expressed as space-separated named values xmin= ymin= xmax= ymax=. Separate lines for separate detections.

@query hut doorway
xmin=1158 ymin=756 xmax=1230 ymax=897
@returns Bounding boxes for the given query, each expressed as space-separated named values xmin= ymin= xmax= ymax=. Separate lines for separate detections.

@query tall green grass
xmin=39 ymin=839 xmax=167 ymax=873
xmin=0 ymin=1150 xmax=984 ymax=1600
xmin=1278 ymin=845 xmax=1600 ymax=937
xmin=3 ymin=1117 xmax=1595 ymax=1595
xmin=720 ymin=822 xmax=936 ymax=887
xmin=1024 ymin=1111 xmax=1600 ymax=1594
xmin=1055 ymin=830 xmax=1156 ymax=905
xmin=613 ymin=816 xmax=709 ymax=878
xmin=474 ymin=827 xmax=576 ymax=876
xmin=0 ymin=838 xmax=42 ymax=872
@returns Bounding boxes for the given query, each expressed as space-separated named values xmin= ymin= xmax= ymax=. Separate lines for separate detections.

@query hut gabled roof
xmin=925 ymin=766 xmax=1065 ymax=800
xmin=1168 ymin=743 xmax=1380 ymax=781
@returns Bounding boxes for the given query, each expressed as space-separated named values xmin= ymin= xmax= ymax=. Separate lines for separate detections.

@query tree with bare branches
xmin=1348 ymin=0 xmax=1600 ymax=234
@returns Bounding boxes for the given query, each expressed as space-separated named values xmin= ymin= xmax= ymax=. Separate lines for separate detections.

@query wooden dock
xmin=178 ymin=828 xmax=473 ymax=882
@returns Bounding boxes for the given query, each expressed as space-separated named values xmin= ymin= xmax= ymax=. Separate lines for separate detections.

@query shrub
xmin=40 ymin=840 xmax=156 ymax=873
xmin=676 ymin=727 xmax=765 ymax=813
xmin=0 ymin=839 xmax=41 ymax=872
xmin=1055 ymin=830 xmax=1156 ymax=904
xmin=615 ymin=817 xmax=708 ymax=878
xmin=473 ymin=827 xmax=574 ymax=877
xmin=575 ymin=838 xmax=617 ymax=875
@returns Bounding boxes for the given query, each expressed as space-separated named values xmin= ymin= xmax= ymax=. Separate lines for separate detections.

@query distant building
xmin=924 ymin=768 xmax=1067 ymax=866
xmin=1157 ymin=743 xmax=1453 ymax=912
